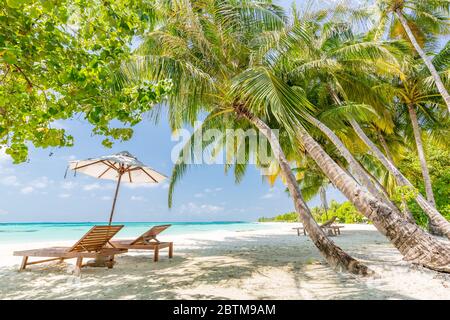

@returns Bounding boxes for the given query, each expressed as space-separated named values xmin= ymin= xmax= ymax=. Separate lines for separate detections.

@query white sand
xmin=0 ymin=223 xmax=449 ymax=300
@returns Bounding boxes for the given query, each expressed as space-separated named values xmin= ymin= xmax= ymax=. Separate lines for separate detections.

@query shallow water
xmin=0 ymin=221 xmax=275 ymax=244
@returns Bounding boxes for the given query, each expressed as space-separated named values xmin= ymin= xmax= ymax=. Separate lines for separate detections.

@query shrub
xmin=259 ymin=200 xmax=365 ymax=223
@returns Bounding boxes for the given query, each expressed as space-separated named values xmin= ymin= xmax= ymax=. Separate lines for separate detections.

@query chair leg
xmin=74 ymin=257 xmax=83 ymax=276
xmin=107 ymin=255 xmax=115 ymax=269
xmin=19 ymin=256 xmax=28 ymax=271
xmin=154 ymin=247 xmax=159 ymax=262
xmin=169 ymin=243 xmax=173 ymax=259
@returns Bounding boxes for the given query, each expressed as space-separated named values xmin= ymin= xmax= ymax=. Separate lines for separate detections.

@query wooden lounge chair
xmin=13 ymin=225 xmax=127 ymax=275
xmin=110 ymin=224 xmax=173 ymax=262
xmin=320 ymin=216 xmax=338 ymax=235
xmin=293 ymin=216 xmax=344 ymax=236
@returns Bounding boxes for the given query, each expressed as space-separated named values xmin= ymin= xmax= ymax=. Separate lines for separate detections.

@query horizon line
xmin=0 ymin=220 xmax=253 ymax=224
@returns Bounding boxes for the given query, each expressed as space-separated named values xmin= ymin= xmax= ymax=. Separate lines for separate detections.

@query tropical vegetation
xmin=258 ymin=200 xmax=366 ymax=224
xmin=0 ymin=0 xmax=171 ymax=162
xmin=1 ymin=0 xmax=449 ymax=274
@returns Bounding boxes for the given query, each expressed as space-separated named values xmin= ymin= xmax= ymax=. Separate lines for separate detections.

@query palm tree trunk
xmin=357 ymin=159 xmax=392 ymax=201
xmin=407 ymin=103 xmax=441 ymax=235
xmin=297 ymin=125 xmax=450 ymax=272
xmin=242 ymin=112 xmax=369 ymax=275
xmin=350 ymin=119 xmax=450 ymax=239
xmin=304 ymin=114 xmax=400 ymax=212
xmin=377 ymin=131 xmax=415 ymax=222
xmin=395 ymin=10 xmax=450 ymax=113
xmin=320 ymin=186 xmax=328 ymax=214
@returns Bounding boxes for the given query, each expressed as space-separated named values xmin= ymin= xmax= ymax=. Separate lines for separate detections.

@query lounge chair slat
xmin=130 ymin=224 xmax=171 ymax=245
xmin=24 ymin=257 xmax=65 ymax=265
xmin=110 ymin=224 xmax=173 ymax=262
xmin=13 ymin=225 xmax=127 ymax=274
xmin=69 ymin=225 xmax=124 ymax=252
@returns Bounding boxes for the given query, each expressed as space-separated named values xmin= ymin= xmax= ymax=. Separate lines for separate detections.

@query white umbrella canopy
xmin=69 ymin=151 xmax=167 ymax=183
xmin=68 ymin=151 xmax=167 ymax=224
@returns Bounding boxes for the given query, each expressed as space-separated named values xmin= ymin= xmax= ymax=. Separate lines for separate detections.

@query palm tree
xmin=256 ymin=10 xmax=401 ymax=204
xmin=370 ymin=122 xmax=415 ymax=221
xmin=122 ymin=0 xmax=368 ymax=274
xmin=259 ymin=14 xmax=414 ymax=213
xmin=231 ymin=66 xmax=450 ymax=272
xmin=392 ymin=57 xmax=449 ymax=233
xmin=268 ymin=12 xmax=450 ymax=238
xmin=295 ymin=161 xmax=332 ymax=215
xmin=123 ymin=0 xmax=450 ymax=272
xmin=375 ymin=0 xmax=450 ymax=112
xmin=349 ymin=117 xmax=450 ymax=238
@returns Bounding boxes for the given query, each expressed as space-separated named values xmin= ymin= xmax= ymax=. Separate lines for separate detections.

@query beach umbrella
xmin=68 ymin=151 xmax=167 ymax=225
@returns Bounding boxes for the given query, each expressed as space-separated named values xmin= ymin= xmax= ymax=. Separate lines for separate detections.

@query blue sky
xmin=0 ymin=111 xmax=346 ymax=223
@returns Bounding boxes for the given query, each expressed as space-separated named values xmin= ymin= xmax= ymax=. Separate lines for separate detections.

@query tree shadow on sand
xmin=0 ymin=228 xmax=443 ymax=299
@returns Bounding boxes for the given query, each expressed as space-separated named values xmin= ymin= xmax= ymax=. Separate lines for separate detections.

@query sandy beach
xmin=0 ymin=223 xmax=449 ymax=300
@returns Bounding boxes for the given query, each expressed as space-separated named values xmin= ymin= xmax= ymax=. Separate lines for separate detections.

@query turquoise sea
xmin=0 ymin=221 xmax=274 ymax=244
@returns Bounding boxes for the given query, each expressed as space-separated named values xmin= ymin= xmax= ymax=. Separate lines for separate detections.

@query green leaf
xmin=2 ymin=51 xmax=18 ymax=64
xmin=101 ymin=138 xmax=113 ymax=148
xmin=6 ymin=0 xmax=23 ymax=9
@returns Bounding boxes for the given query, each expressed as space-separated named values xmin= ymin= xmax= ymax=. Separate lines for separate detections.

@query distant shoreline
xmin=0 ymin=220 xmax=250 ymax=224
xmin=0 ymin=221 xmax=276 ymax=244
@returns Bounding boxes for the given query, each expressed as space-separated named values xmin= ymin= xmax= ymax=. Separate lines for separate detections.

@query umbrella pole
xmin=108 ymin=172 xmax=123 ymax=225
xmin=88 ymin=171 xmax=123 ymax=268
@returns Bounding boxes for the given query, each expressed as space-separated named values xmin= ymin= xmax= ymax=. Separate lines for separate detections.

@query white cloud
xmin=82 ymin=182 xmax=115 ymax=191
xmin=20 ymin=186 xmax=34 ymax=194
xmin=0 ymin=175 xmax=20 ymax=187
xmin=58 ymin=193 xmax=71 ymax=198
xmin=5 ymin=176 xmax=53 ymax=194
xmin=200 ymin=187 xmax=222 ymax=196
xmin=61 ymin=181 xmax=77 ymax=190
xmin=29 ymin=176 xmax=52 ymax=189
xmin=0 ymin=150 xmax=14 ymax=174
xmin=83 ymin=183 xmax=101 ymax=191
xmin=162 ymin=183 xmax=169 ymax=189
xmin=179 ymin=202 xmax=224 ymax=214
xmin=124 ymin=182 xmax=159 ymax=189
xmin=130 ymin=195 xmax=146 ymax=202
xmin=261 ymin=188 xmax=278 ymax=199
xmin=194 ymin=193 xmax=204 ymax=198
xmin=101 ymin=196 xmax=112 ymax=201
xmin=0 ymin=209 xmax=8 ymax=215
xmin=60 ymin=154 xmax=77 ymax=161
